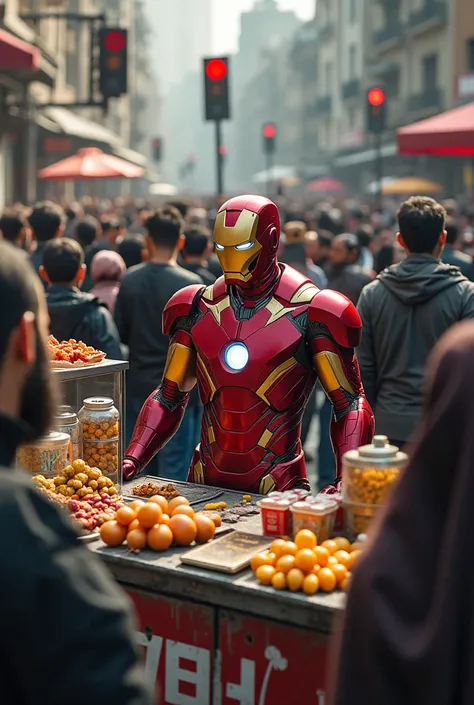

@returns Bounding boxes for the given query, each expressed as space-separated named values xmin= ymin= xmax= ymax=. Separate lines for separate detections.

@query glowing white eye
xmin=215 ymin=243 xmax=224 ymax=251
xmin=235 ymin=242 xmax=253 ymax=251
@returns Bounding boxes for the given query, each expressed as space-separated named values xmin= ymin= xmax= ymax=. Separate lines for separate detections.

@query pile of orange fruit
xmin=100 ymin=495 xmax=219 ymax=552
xmin=250 ymin=530 xmax=363 ymax=595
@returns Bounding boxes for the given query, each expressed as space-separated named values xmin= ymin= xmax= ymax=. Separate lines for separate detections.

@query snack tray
xmin=123 ymin=476 xmax=224 ymax=507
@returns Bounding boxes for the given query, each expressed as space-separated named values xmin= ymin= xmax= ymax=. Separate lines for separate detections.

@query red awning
xmin=397 ymin=102 xmax=474 ymax=156
xmin=0 ymin=28 xmax=39 ymax=72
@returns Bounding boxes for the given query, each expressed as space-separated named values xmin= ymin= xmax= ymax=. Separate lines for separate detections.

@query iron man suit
xmin=123 ymin=195 xmax=374 ymax=494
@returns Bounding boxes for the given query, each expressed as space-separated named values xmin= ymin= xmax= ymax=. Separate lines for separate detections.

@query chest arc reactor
xmin=224 ymin=342 xmax=249 ymax=371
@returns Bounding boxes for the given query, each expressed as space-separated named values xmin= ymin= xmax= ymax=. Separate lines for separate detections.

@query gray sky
xmin=212 ymin=0 xmax=315 ymax=53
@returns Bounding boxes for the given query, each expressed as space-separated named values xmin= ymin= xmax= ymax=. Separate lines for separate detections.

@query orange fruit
xmin=251 ymin=553 xmax=269 ymax=573
xmin=169 ymin=514 xmax=197 ymax=546
xmin=350 ymin=540 xmax=365 ymax=552
xmin=256 ymin=565 xmax=276 ymax=585
xmin=168 ymin=496 xmax=190 ymax=514
xmin=115 ymin=505 xmax=137 ymax=526
xmin=347 ymin=549 xmax=362 ymax=570
xmin=321 ymin=539 xmax=338 ymax=555
xmin=327 ymin=555 xmax=338 ymax=567
xmin=334 ymin=550 xmax=351 ymax=567
xmin=275 ymin=554 xmax=296 ymax=574
xmin=126 ymin=528 xmax=148 ymax=551
xmin=160 ymin=513 xmax=171 ymax=526
xmin=287 ymin=568 xmax=305 ymax=592
xmin=100 ymin=520 xmax=127 ymax=547
xmin=302 ymin=573 xmax=319 ymax=595
xmin=148 ymin=495 xmax=168 ymax=513
xmin=129 ymin=499 xmax=145 ymax=512
xmin=194 ymin=514 xmax=216 ymax=544
xmin=295 ymin=549 xmax=317 ymax=573
xmin=331 ymin=563 xmax=348 ymax=586
xmin=312 ymin=563 xmax=321 ymax=575
xmin=280 ymin=541 xmax=298 ymax=556
xmin=172 ymin=504 xmax=195 ymax=519
xmin=137 ymin=502 xmax=162 ymax=529
xmin=147 ymin=524 xmax=173 ymax=552
xmin=128 ymin=518 xmax=141 ymax=532
xmin=271 ymin=572 xmax=287 ymax=590
xmin=264 ymin=552 xmax=277 ymax=567
xmin=294 ymin=529 xmax=317 ymax=550
xmin=318 ymin=567 xmax=337 ymax=592
xmin=341 ymin=572 xmax=352 ymax=591
xmin=208 ymin=512 xmax=222 ymax=528
xmin=270 ymin=539 xmax=287 ymax=559
xmin=333 ymin=536 xmax=351 ymax=552
xmin=313 ymin=546 xmax=330 ymax=567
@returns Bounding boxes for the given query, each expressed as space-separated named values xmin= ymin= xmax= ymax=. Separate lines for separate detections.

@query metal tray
xmin=123 ymin=476 xmax=224 ymax=507
xmin=78 ymin=532 xmax=100 ymax=543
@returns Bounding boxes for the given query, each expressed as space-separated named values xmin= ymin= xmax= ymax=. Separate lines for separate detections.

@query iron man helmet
xmin=213 ymin=195 xmax=280 ymax=291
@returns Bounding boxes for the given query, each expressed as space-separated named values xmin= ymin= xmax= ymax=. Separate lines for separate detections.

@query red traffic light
xmin=367 ymin=87 xmax=386 ymax=107
xmin=206 ymin=59 xmax=227 ymax=82
xmin=263 ymin=124 xmax=276 ymax=139
xmin=104 ymin=29 xmax=127 ymax=52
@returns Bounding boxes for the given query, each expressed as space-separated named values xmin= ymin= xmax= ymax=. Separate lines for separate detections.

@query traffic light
xmin=203 ymin=57 xmax=230 ymax=121
xmin=263 ymin=123 xmax=277 ymax=154
xmin=366 ymin=87 xmax=386 ymax=134
xmin=152 ymin=138 xmax=163 ymax=162
xmin=98 ymin=27 xmax=128 ymax=99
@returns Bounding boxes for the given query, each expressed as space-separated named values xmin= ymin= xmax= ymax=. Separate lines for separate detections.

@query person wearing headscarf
xmin=90 ymin=250 xmax=126 ymax=316
xmin=331 ymin=319 xmax=474 ymax=705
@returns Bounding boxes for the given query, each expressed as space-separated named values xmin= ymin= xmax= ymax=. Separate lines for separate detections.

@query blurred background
xmin=0 ymin=0 xmax=473 ymax=206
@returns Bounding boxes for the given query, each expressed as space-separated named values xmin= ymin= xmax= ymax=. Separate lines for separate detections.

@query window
xmin=349 ymin=45 xmax=356 ymax=79
xmin=422 ymin=53 xmax=438 ymax=91
xmin=349 ymin=0 xmax=356 ymax=23
xmin=325 ymin=62 xmax=333 ymax=93
xmin=468 ymin=38 xmax=474 ymax=71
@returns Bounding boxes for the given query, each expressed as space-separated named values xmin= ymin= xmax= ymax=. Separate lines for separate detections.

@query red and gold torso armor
xmin=124 ymin=196 xmax=374 ymax=494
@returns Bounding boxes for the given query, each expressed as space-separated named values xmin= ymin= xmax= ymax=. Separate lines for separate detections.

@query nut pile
xmin=345 ymin=467 xmax=399 ymax=505
xmin=132 ymin=482 xmax=179 ymax=499
xmin=83 ymin=440 xmax=118 ymax=474
xmin=69 ymin=495 xmax=123 ymax=535
xmin=33 ymin=458 xmax=118 ymax=499
xmin=82 ymin=420 xmax=119 ymax=441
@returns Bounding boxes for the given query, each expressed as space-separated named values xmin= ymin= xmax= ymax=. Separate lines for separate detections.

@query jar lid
xmin=53 ymin=406 xmax=77 ymax=424
xmin=83 ymin=397 xmax=114 ymax=410
xmin=343 ymin=435 xmax=408 ymax=468
xmin=24 ymin=431 xmax=70 ymax=448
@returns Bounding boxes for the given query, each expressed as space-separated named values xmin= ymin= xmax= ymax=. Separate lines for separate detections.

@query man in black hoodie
xmin=357 ymin=196 xmax=474 ymax=445
xmin=41 ymin=239 xmax=123 ymax=360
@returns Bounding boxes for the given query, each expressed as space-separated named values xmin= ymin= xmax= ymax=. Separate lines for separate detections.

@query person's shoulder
xmin=121 ymin=262 xmax=147 ymax=281
xmin=173 ymin=264 xmax=203 ymax=286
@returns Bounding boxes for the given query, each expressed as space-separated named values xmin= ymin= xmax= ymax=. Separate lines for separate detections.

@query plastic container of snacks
xmin=343 ymin=501 xmax=379 ymax=537
xmin=290 ymin=498 xmax=338 ymax=542
xmin=78 ymin=397 xmax=120 ymax=476
xmin=17 ymin=431 xmax=69 ymax=476
xmin=342 ymin=435 xmax=407 ymax=506
xmin=52 ymin=406 xmax=81 ymax=462
xmin=258 ymin=497 xmax=292 ymax=537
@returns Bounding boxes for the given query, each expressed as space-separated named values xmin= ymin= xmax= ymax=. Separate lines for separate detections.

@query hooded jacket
xmin=357 ymin=254 xmax=474 ymax=442
xmin=46 ymin=285 xmax=123 ymax=361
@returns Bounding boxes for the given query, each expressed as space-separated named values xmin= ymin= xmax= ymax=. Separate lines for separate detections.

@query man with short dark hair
xmin=28 ymin=201 xmax=64 ymax=276
xmin=75 ymin=216 xmax=101 ymax=292
xmin=327 ymin=233 xmax=373 ymax=305
xmin=357 ymin=196 xmax=474 ymax=446
xmin=114 ymin=206 xmax=202 ymax=479
xmin=41 ymin=239 xmax=122 ymax=360
xmin=181 ymin=226 xmax=216 ymax=285
xmin=118 ymin=235 xmax=147 ymax=269
xmin=306 ymin=229 xmax=333 ymax=271
xmin=0 ymin=210 xmax=29 ymax=248
xmin=441 ymin=218 xmax=474 ymax=279
xmin=0 ymin=242 xmax=150 ymax=705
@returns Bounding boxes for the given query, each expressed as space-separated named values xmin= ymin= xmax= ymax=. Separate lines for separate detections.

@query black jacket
xmin=441 ymin=245 xmax=474 ymax=280
xmin=46 ymin=285 xmax=123 ymax=360
xmin=182 ymin=261 xmax=216 ymax=286
xmin=0 ymin=414 xmax=151 ymax=705
xmin=357 ymin=254 xmax=474 ymax=442
xmin=114 ymin=262 xmax=202 ymax=403
xmin=327 ymin=264 xmax=373 ymax=306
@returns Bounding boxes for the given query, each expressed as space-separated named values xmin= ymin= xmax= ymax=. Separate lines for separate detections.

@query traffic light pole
xmin=375 ymin=132 xmax=383 ymax=209
xmin=215 ymin=120 xmax=224 ymax=197
xmin=266 ymin=150 xmax=274 ymax=199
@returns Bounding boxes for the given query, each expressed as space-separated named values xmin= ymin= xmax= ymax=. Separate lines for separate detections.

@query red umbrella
xmin=305 ymin=176 xmax=346 ymax=193
xmin=397 ymin=102 xmax=474 ymax=156
xmin=38 ymin=147 xmax=144 ymax=180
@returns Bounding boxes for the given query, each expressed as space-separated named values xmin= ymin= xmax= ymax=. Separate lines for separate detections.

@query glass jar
xmin=78 ymin=397 xmax=120 ymax=482
xmin=17 ymin=431 xmax=69 ymax=477
xmin=52 ymin=406 xmax=81 ymax=462
xmin=342 ymin=435 xmax=408 ymax=506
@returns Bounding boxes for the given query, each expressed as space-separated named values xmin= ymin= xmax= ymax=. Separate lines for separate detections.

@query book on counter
xmin=180 ymin=531 xmax=272 ymax=574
